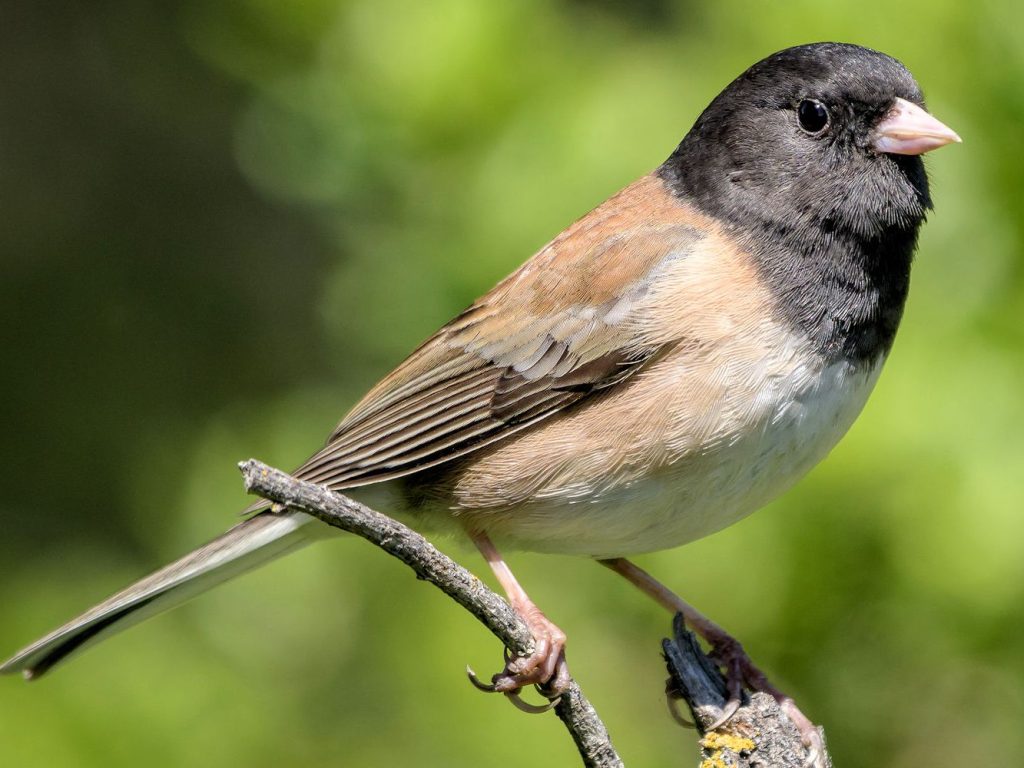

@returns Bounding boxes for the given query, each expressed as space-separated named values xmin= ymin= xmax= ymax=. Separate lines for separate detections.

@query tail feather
xmin=1 ymin=510 xmax=319 ymax=679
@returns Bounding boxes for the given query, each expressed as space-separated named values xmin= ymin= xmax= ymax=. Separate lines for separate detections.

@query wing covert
xmin=294 ymin=177 xmax=705 ymax=489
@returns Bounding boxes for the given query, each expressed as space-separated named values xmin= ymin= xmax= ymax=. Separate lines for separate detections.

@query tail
xmin=1 ymin=510 xmax=320 ymax=679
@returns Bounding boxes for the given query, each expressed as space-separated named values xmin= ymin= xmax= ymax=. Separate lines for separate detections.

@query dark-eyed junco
xmin=2 ymin=42 xmax=959 ymax=762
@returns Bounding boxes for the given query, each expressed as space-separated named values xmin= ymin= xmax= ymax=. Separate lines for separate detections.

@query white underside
xmin=426 ymin=353 xmax=885 ymax=558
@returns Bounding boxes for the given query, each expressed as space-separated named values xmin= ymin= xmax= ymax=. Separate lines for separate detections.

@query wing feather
xmin=292 ymin=176 xmax=706 ymax=490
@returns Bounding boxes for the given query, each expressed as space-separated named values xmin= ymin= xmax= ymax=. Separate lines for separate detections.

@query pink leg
xmin=469 ymin=530 xmax=570 ymax=698
xmin=602 ymin=558 xmax=825 ymax=767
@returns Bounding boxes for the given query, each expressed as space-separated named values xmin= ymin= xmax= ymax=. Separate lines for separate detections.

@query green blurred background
xmin=2 ymin=1 xmax=1021 ymax=766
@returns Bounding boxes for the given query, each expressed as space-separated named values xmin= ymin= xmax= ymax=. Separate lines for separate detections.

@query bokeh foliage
xmin=1 ymin=1 xmax=1022 ymax=766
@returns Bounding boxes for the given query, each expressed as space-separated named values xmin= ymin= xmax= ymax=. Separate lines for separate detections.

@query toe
xmin=486 ymin=612 xmax=568 ymax=694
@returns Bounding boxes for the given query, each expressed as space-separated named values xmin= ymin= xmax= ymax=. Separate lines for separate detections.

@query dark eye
xmin=797 ymin=99 xmax=830 ymax=134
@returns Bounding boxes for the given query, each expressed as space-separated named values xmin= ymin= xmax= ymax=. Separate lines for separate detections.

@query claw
xmin=666 ymin=694 xmax=696 ymax=729
xmin=468 ymin=664 xmax=559 ymax=714
xmin=703 ymin=639 xmax=746 ymax=731
xmin=705 ymin=695 xmax=742 ymax=732
xmin=778 ymin=697 xmax=828 ymax=768
xmin=505 ymin=690 xmax=557 ymax=714
xmin=466 ymin=665 xmax=497 ymax=692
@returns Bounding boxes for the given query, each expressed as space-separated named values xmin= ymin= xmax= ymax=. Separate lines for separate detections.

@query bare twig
xmin=240 ymin=459 xmax=830 ymax=768
xmin=239 ymin=459 xmax=623 ymax=768
xmin=663 ymin=613 xmax=833 ymax=768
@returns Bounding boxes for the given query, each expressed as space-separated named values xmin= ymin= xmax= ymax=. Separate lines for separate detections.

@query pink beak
xmin=872 ymin=97 xmax=961 ymax=156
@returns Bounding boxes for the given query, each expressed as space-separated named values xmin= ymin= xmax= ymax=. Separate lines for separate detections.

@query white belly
xmin=440 ymin=351 xmax=884 ymax=558
xmin=573 ymin=356 xmax=883 ymax=556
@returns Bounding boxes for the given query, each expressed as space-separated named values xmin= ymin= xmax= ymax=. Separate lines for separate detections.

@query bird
xmin=2 ymin=42 xmax=959 ymax=761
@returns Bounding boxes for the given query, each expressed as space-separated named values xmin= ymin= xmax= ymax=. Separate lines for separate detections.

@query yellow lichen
xmin=700 ymin=732 xmax=756 ymax=752
xmin=698 ymin=731 xmax=757 ymax=767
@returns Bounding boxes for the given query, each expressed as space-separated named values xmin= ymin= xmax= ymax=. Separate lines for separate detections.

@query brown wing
xmin=293 ymin=174 xmax=707 ymax=489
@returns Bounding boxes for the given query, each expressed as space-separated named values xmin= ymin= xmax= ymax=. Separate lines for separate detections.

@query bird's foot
xmin=466 ymin=604 xmax=569 ymax=713
xmin=705 ymin=633 xmax=826 ymax=768
xmin=466 ymin=530 xmax=570 ymax=712
xmin=601 ymin=559 xmax=826 ymax=766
